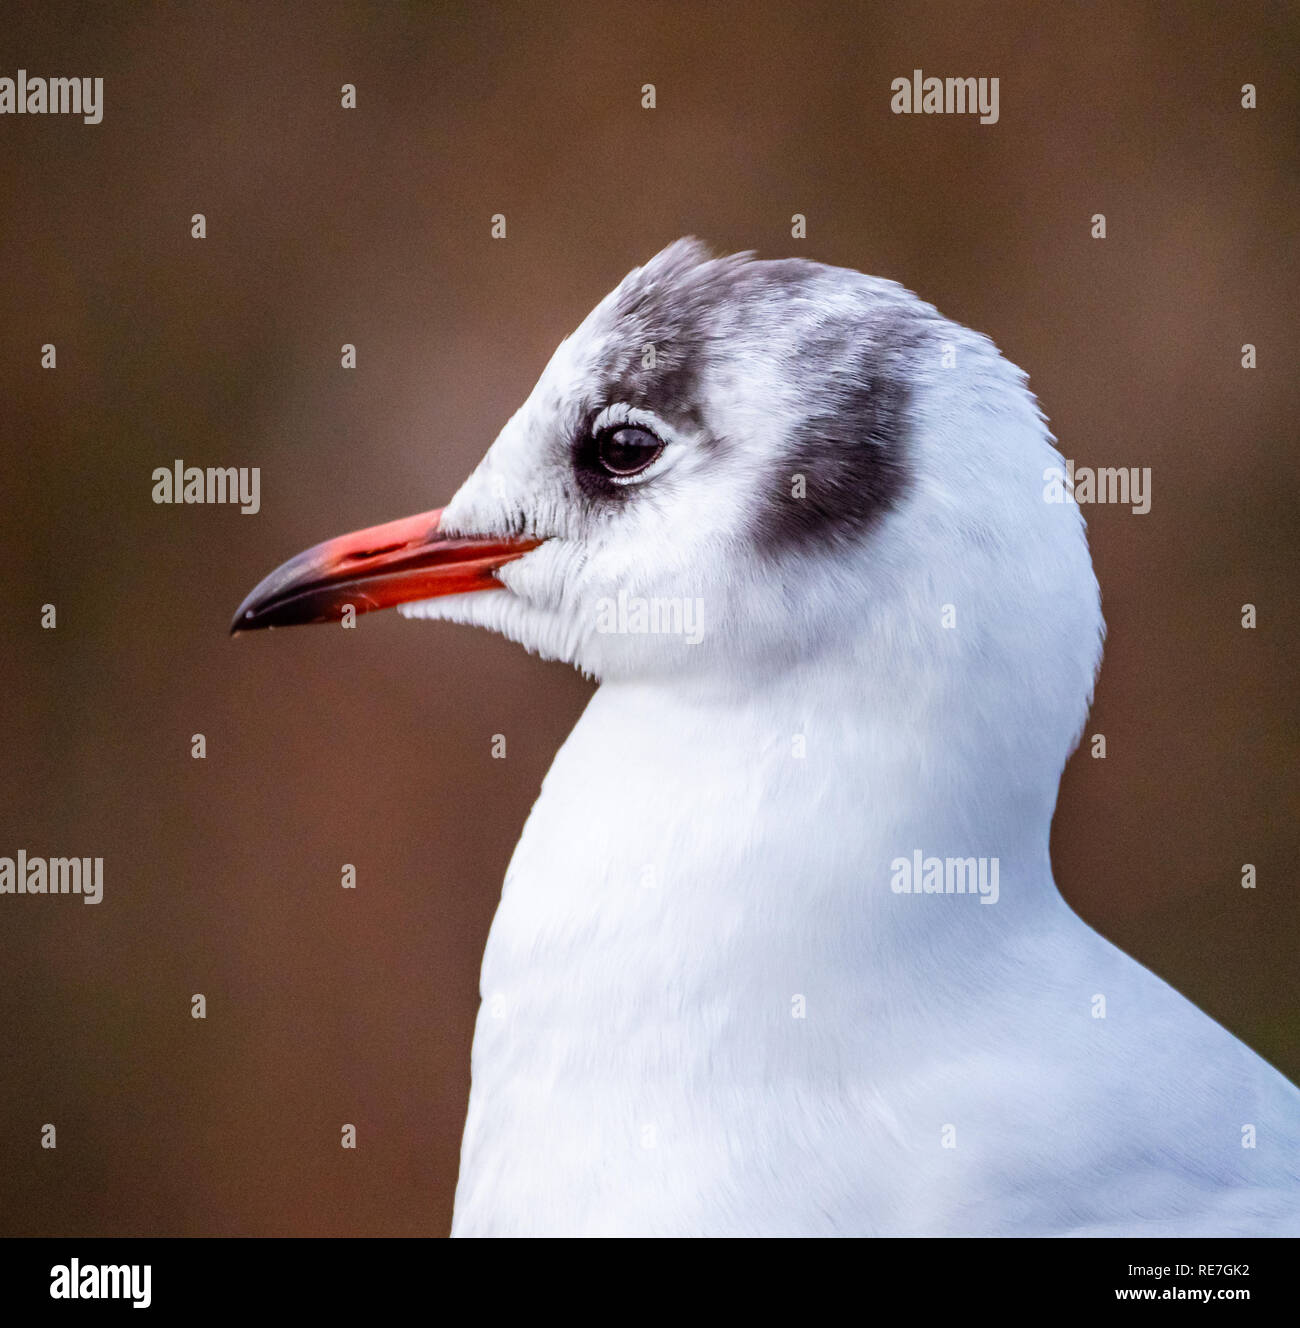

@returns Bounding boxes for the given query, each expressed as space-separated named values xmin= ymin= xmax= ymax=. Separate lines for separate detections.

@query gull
xmin=232 ymin=239 xmax=1300 ymax=1236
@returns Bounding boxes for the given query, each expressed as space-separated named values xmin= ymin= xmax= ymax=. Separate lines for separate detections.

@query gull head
xmin=233 ymin=239 xmax=1103 ymax=768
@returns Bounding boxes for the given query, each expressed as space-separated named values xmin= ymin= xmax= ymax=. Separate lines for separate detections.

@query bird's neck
xmin=488 ymin=646 xmax=1073 ymax=999
xmin=461 ymin=645 xmax=1081 ymax=1229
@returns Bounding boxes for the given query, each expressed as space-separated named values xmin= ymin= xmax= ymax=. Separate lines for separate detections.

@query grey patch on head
xmin=573 ymin=241 xmax=829 ymax=520
xmin=571 ymin=240 xmax=930 ymax=549
xmin=753 ymin=345 xmax=912 ymax=558
xmin=749 ymin=274 xmax=934 ymax=559
xmin=584 ymin=239 xmax=760 ymax=440
xmin=572 ymin=239 xmax=748 ymax=509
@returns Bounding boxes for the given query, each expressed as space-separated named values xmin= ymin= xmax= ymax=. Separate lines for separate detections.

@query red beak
xmin=230 ymin=507 xmax=541 ymax=633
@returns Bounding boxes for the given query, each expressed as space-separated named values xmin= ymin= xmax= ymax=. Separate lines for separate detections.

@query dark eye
xmin=593 ymin=425 xmax=663 ymax=478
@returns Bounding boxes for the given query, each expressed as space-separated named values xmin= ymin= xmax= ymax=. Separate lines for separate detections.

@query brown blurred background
xmin=0 ymin=0 xmax=1296 ymax=1236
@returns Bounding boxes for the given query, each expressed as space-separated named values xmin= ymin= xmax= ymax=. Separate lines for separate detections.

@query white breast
xmin=451 ymin=676 xmax=1300 ymax=1235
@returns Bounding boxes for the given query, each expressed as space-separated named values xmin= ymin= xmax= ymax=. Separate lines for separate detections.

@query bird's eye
xmin=593 ymin=425 xmax=664 ymax=478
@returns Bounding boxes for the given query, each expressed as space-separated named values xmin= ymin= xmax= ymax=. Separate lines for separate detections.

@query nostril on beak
xmin=344 ymin=543 xmax=407 ymax=561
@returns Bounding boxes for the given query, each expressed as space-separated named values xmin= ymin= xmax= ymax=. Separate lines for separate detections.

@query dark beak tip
xmin=224 ymin=506 xmax=533 ymax=639
xmin=229 ymin=597 xmax=266 ymax=636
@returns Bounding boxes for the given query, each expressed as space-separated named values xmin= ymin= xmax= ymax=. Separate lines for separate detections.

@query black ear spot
xmin=754 ymin=357 xmax=912 ymax=558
